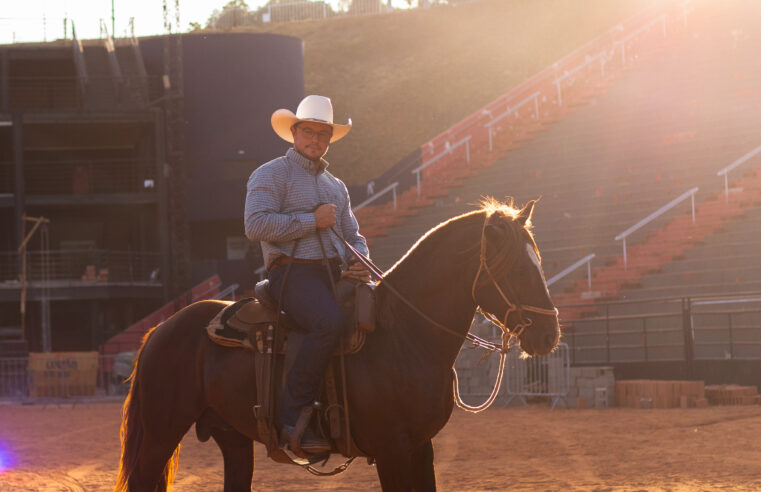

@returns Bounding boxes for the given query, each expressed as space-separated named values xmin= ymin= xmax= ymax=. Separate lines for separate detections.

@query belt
xmin=268 ymin=255 xmax=341 ymax=271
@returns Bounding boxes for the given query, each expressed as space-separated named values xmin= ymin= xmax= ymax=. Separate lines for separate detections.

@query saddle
xmin=205 ymin=278 xmax=376 ymax=462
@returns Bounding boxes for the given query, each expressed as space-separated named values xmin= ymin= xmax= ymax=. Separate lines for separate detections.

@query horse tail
xmin=114 ymin=327 xmax=181 ymax=492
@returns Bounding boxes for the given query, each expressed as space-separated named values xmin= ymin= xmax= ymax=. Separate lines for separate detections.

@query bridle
xmin=330 ymin=215 xmax=558 ymax=414
xmin=470 ymin=221 xmax=558 ymax=351
xmin=332 ymin=216 xmax=557 ymax=354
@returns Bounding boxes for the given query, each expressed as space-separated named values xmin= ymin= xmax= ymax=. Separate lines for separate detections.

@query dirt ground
xmin=2 ymin=402 xmax=761 ymax=491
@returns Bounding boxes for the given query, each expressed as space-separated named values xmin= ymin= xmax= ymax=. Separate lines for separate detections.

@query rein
xmin=330 ymin=217 xmax=558 ymax=413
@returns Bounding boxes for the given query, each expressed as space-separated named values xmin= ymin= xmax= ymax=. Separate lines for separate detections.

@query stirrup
xmin=280 ymin=405 xmax=330 ymax=457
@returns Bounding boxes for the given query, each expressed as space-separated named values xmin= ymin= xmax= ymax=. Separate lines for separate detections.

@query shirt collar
xmin=286 ymin=148 xmax=329 ymax=175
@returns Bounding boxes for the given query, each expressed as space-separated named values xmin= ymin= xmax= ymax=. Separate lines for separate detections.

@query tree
xmin=206 ymin=0 xmax=253 ymax=29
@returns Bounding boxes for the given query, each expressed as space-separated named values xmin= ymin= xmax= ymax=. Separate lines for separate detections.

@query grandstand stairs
xmin=358 ymin=1 xmax=761 ymax=324
xmin=554 ymin=165 xmax=761 ymax=319
xmin=100 ymin=275 xmax=222 ymax=355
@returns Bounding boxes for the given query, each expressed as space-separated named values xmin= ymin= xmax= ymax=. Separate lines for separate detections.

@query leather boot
xmin=280 ymin=406 xmax=330 ymax=457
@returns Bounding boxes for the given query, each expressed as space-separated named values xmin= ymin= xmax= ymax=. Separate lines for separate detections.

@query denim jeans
xmin=267 ymin=262 xmax=345 ymax=427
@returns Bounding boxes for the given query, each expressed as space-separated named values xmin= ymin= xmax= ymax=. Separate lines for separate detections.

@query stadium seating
xmin=100 ymin=275 xmax=221 ymax=356
xmin=358 ymin=1 xmax=761 ymax=323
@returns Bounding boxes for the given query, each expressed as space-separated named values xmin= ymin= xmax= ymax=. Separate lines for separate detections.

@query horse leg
xmin=375 ymin=438 xmax=416 ymax=492
xmin=411 ymin=440 xmax=436 ymax=492
xmin=210 ymin=427 xmax=254 ymax=492
xmin=375 ymin=438 xmax=437 ymax=492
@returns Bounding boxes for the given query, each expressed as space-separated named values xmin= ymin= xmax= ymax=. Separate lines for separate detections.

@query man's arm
xmin=244 ymin=164 xmax=316 ymax=242
xmin=338 ymin=183 xmax=369 ymax=259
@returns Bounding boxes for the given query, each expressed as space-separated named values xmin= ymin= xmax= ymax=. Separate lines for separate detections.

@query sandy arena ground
xmin=2 ymin=401 xmax=761 ymax=491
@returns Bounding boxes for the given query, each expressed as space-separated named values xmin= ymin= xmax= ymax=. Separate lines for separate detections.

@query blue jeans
xmin=267 ymin=262 xmax=345 ymax=427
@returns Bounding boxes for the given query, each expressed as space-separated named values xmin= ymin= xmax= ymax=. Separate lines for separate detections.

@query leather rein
xmin=331 ymin=218 xmax=557 ymax=354
xmin=330 ymin=216 xmax=558 ymax=413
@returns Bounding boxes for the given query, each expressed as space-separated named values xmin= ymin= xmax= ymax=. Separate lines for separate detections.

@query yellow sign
xmin=28 ymin=352 xmax=98 ymax=398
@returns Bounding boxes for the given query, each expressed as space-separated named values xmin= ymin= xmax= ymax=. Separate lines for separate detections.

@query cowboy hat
xmin=271 ymin=95 xmax=352 ymax=144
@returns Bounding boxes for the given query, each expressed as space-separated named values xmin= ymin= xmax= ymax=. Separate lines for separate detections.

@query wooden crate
xmin=616 ymin=380 xmax=708 ymax=409
xmin=705 ymin=385 xmax=760 ymax=405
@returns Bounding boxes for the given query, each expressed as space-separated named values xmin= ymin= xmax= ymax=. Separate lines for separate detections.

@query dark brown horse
xmin=114 ymin=199 xmax=560 ymax=491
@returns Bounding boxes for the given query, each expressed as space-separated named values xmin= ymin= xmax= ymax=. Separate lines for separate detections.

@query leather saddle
xmin=210 ymin=278 xmax=375 ymax=355
xmin=205 ymin=277 xmax=375 ymax=462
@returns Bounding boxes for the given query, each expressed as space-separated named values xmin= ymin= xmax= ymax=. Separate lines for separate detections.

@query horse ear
xmin=516 ymin=200 xmax=536 ymax=226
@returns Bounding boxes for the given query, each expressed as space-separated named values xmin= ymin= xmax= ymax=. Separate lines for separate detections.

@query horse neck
xmin=378 ymin=216 xmax=482 ymax=367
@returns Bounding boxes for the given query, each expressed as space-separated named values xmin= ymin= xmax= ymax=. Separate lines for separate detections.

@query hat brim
xmin=271 ymin=109 xmax=351 ymax=144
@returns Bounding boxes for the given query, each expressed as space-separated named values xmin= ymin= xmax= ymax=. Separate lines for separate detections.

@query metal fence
xmin=562 ymin=294 xmax=761 ymax=365
xmin=0 ymin=250 xmax=161 ymax=284
xmin=504 ymin=342 xmax=570 ymax=410
xmin=210 ymin=0 xmax=480 ymax=28
xmin=18 ymin=158 xmax=156 ymax=195
xmin=0 ymin=353 xmax=134 ymax=403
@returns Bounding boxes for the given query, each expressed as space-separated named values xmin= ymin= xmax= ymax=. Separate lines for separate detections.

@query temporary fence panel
xmin=0 ymin=353 xmax=131 ymax=403
xmin=504 ymin=342 xmax=570 ymax=410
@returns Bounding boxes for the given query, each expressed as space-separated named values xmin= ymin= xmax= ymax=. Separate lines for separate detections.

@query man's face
xmin=291 ymin=121 xmax=333 ymax=162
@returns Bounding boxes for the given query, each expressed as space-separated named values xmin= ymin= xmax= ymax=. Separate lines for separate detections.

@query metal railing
xmin=354 ymin=181 xmax=399 ymax=211
xmin=226 ymin=0 xmax=486 ymax=27
xmin=0 ymin=250 xmax=160 ymax=284
xmin=71 ymin=21 xmax=89 ymax=99
xmin=484 ymin=91 xmax=541 ymax=151
xmin=18 ymin=158 xmax=156 ymax=195
xmin=717 ymin=144 xmax=761 ymax=202
xmin=504 ymin=342 xmax=570 ymax=410
xmin=99 ymin=20 xmax=124 ymax=95
xmin=0 ymin=353 xmax=130 ymax=402
xmin=214 ymin=283 xmax=240 ymax=301
xmin=358 ymin=0 xmax=689 ymax=203
xmin=614 ymin=187 xmax=699 ymax=268
xmin=561 ymin=293 xmax=761 ymax=365
xmin=547 ymin=253 xmax=596 ymax=290
xmin=412 ymin=135 xmax=471 ymax=196
xmin=7 ymin=75 xmax=81 ymax=110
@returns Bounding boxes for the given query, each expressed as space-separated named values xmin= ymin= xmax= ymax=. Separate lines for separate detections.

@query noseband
xmin=329 ymin=218 xmax=558 ymax=414
xmin=470 ymin=220 xmax=558 ymax=349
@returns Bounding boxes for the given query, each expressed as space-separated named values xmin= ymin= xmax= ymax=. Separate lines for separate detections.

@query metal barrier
xmin=562 ymin=293 xmax=761 ymax=365
xmin=0 ymin=353 xmax=131 ymax=403
xmin=0 ymin=249 xmax=161 ymax=284
xmin=504 ymin=342 xmax=570 ymax=410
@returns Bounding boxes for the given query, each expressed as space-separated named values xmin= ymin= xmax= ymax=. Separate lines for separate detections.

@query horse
xmin=114 ymin=198 xmax=560 ymax=492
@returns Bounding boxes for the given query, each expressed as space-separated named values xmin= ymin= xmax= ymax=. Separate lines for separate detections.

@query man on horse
xmin=244 ymin=95 xmax=371 ymax=456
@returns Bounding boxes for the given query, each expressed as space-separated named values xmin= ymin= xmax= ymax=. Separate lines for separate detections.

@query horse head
xmin=472 ymin=199 xmax=560 ymax=356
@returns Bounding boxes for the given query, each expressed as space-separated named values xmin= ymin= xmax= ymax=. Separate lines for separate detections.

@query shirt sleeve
xmin=244 ymin=162 xmax=316 ymax=242
xmin=338 ymin=181 xmax=370 ymax=261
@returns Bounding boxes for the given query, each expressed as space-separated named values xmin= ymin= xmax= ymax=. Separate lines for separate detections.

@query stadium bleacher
xmin=356 ymin=0 xmax=761 ymax=326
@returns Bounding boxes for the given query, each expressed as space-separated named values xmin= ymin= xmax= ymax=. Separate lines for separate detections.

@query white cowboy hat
xmin=271 ymin=95 xmax=352 ymax=144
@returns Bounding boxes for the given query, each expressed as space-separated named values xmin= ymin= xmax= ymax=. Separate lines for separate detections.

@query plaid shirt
xmin=244 ymin=148 xmax=369 ymax=270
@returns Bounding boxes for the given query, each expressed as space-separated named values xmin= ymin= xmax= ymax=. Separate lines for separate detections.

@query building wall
xmin=139 ymin=32 xmax=304 ymax=288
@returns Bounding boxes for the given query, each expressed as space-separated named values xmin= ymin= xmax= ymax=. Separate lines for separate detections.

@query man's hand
xmin=341 ymin=260 xmax=372 ymax=283
xmin=314 ymin=203 xmax=336 ymax=229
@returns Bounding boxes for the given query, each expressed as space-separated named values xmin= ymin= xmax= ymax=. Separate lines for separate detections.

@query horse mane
xmin=384 ymin=197 xmax=539 ymax=278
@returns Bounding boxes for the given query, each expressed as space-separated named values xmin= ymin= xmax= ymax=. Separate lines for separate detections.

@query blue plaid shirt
xmin=245 ymin=148 xmax=369 ymax=270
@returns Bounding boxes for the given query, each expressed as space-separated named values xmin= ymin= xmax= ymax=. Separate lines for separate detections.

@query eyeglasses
xmin=298 ymin=126 xmax=333 ymax=142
